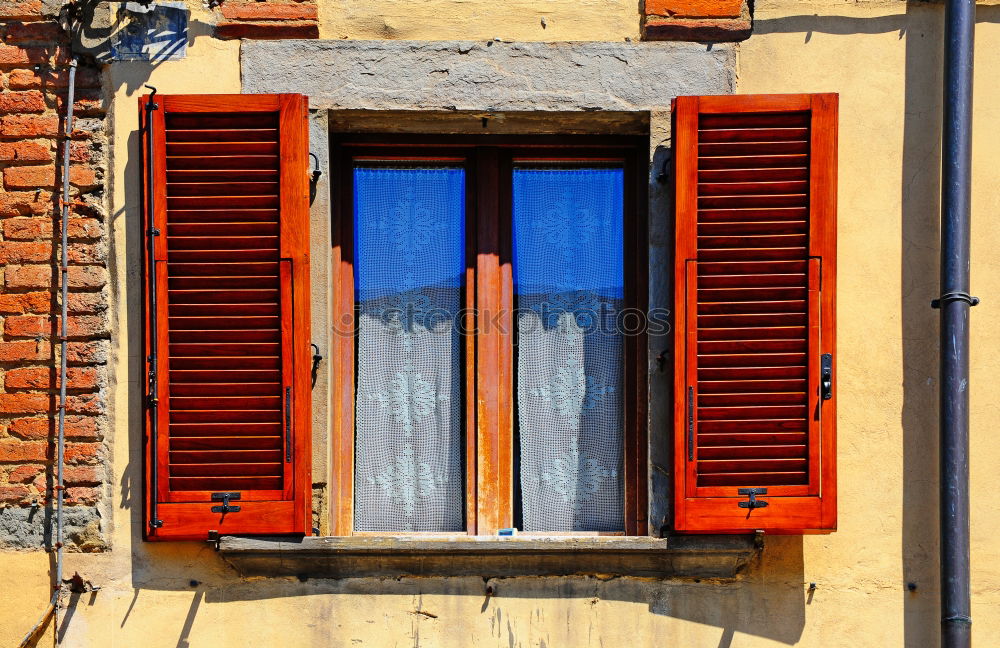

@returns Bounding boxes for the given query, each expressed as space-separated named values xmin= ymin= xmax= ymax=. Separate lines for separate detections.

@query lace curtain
xmin=353 ymin=167 xmax=466 ymax=532
xmin=513 ymin=168 xmax=625 ymax=532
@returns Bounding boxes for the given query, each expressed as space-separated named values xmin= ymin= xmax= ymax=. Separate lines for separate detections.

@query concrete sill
xmin=218 ymin=534 xmax=762 ymax=580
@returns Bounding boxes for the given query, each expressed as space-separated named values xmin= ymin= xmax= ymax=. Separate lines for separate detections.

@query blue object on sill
xmin=497 ymin=528 xmax=518 ymax=536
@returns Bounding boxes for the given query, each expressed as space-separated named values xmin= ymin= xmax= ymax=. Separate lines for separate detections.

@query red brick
xmin=4 ymin=367 xmax=99 ymax=390
xmin=64 ymin=442 xmax=100 ymax=464
xmin=9 ymin=416 xmax=100 ymax=441
xmin=68 ymin=242 xmax=106 ymax=264
xmin=64 ymin=486 xmax=99 ymax=505
xmin=5 ymin=264 xmax=51 ymax=289
xmin=66 ymin=341 xmax=106 ymax=364
xmin=69 ymin=165 xmax=97 ymax=187
xmin=0 ymin=485 xmax=31 ymax=504
xmin=0 ymin=0 xmax=44 ymax=20
xmin=215 ymin=21 xmax=319 ymax=40
xmin=7 ymin=67 xmax=101 ymax=90
xmin=7 ymin=417 xmax=47 ymax=439
xmin=2 ymin=217 xmax=51 ymax=239
xmin=0 ymin=241 xmax=51 ymax=263
xmin=67 ymin=266 xmax=107 ymax=288
xmin=0 ymin=440 xmax=47 ymax=462
xmin=0 ymin=340 xmax=49 ymax=361
xmin=69 ymin=140 xmax=91 ymax=162
xmin=645 ymin=0 xmax=744 ymax=18
xmin=0 ymin=139 xmax=52 ymax=162
xmin=0 ymin=191 xmax=52 ymax=217
xmin=7 ymin=463 xmax=44 ymax=483
xmin=0 ymin=393 xmax=49 ymax=414
xmin=67 ymin=218 xmax=102 ymax=239
xmin=66 ymin=393 xmax=103 ymax=414
xmin=56 ymin=91 xmax=105 ymax=116
xmin=0 ymin=290 xmax=51 ymax=314
xmin=63 ymin=465 xmax=101 ymax=484
xmin=642 ymin=17 xmax=751 ymax=41
xmin=4 ymin=314 xmax=49 ymax=337
xmin=220 ymin=2 xmax=318 ymax=20
xmin=65 ymin=315 xmax=107 ymax=337
xmin=0 ymin=142 xmax=47 ymax=163
xmin=67 ymin=292 xmax=105 ymax=314
xmin=4 ymin=164 xmax=55 ymax=189
xmin=0 ymin=90 xmax=46 ymax=113
xmin=64 ymin=416 xmax=100 ymax=439
xmin=0 ymin=114 xmax=59 ymax=137
xmin=0 ymin=44 xmax=53 ymax=65
xmin=4 ymin=21 xmax=65 ymax=43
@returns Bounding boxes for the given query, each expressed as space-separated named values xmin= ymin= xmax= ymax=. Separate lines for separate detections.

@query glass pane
xmin=513 ymin=167 xmax=625 ymax=532
xmin=353 ymin=167 xmax=465 ymax=532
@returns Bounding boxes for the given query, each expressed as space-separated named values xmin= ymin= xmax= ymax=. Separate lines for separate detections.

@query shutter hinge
xmin=738 ymin=488 xmax=769 ymax=511
xmin=149 ymin=518 xmax=163 ymax=529
xmin=285 ymin=387 xmax=293 ymax=463
xmin=686 ymin=386 xmax=694 ymax=461
xmin=210 ymin=492 xmax=242 ymax=514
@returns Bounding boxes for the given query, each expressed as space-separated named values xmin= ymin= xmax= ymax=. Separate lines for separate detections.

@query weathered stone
xmin=242 ymin=40 xmax=735 ymax=112
xmin=219 ymin=535 xmax=761 ymax=580
xmin=0 ymin=504 xmax=102 ymax=550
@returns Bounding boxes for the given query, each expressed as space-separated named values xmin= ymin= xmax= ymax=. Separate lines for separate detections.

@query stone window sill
xmin=218 ymin=534 xmax=762 ymax=580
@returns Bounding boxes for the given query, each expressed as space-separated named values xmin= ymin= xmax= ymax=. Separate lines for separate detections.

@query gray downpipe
xmin=16 ymin=57 xmax=77 ymax=648
xmin=938 ymin=1 xmax=976 ymax=647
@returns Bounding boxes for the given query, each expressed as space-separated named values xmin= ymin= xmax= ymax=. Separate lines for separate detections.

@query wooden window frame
xmin=330 ymin=134 xmax=649 ymax=536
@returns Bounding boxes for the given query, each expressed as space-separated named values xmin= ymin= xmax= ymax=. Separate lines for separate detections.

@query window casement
xmin=139 ymin=93 xmax=837 ymax=543
xmin=671 ymin=94 xmax=838 ymax=534
xmin=330 ymin=137 xmax=649 ymax=536
xmin=141 ymin=94 xmax=312 ymax=540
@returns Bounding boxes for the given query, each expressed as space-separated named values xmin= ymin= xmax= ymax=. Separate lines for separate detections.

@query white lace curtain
xmin=353 ymin=167 xmax=466 ymax=532
xmin=513 ymin=168 xmax=625 ymax=532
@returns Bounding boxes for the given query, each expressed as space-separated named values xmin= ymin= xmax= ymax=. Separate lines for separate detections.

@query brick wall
xmin=215 ymin=0 xmax=320 ymax=39
xmin=643 ymin=0 xmax=752 ymax=41
xmin=0 ymin=3 xmax=108 ymax=550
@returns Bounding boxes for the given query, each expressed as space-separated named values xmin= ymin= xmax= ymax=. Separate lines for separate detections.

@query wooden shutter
xmin=141 ymin=94 xmax=311 ymax=541
xmin=672 ymin=94 xmax=837 ymax=534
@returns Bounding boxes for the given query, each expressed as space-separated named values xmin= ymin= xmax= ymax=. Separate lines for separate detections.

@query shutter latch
xmin=738 ymin=488 xmax=768 ymax=511
xmin=211 ymin=492 xmax=242 ymax=514
xmin=821 ymin=353 xmax=833 ymax=401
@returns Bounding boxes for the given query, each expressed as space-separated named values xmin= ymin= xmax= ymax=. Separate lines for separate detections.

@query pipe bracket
xmin=931 ymin=291 xmax=979 ymax=309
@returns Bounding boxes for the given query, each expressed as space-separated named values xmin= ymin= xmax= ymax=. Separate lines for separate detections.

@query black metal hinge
xmin=210 ymin=492 xmax=241 ymax=514
xmin=738 ymin=487 xmax=769 ymax=510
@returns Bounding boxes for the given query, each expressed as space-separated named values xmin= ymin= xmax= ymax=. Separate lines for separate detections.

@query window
xmin=330 ymin=137 xmax=649 ymax=536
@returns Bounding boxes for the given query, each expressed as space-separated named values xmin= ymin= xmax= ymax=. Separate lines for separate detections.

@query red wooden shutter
xmin=672 ymin=94 xmax=837 ymax=534
xmin=141 ymin=94 xmax=311 ymax=541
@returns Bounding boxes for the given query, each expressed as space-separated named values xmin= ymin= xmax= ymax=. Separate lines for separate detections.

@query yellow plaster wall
xmin=317 ymin=0 xmax=640 ymax=42
xmin=3 ymin=2 xmax=1000 ymax=647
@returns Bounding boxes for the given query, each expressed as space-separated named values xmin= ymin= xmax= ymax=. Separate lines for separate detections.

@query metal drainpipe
xmin=938 ymin=1 xmax=976 ymax=647
xmin=16 ymin=57 xmax=77 ymax=648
